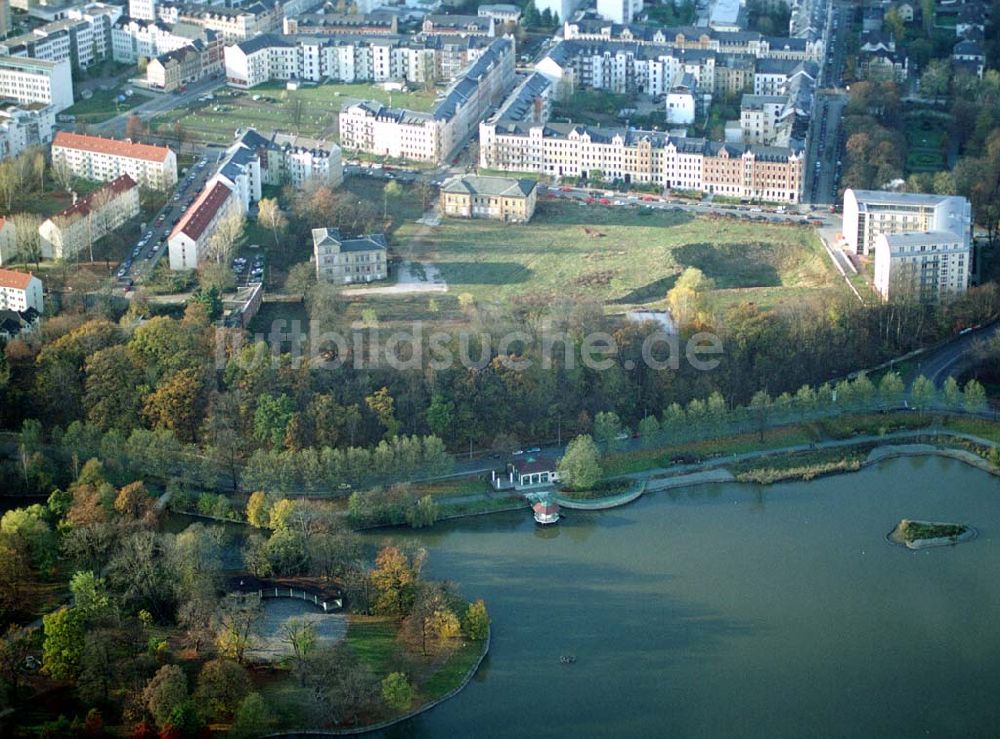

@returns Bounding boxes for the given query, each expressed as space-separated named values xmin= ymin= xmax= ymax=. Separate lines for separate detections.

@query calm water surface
xmin=376 ymin=456 xmax=1000 ymax=738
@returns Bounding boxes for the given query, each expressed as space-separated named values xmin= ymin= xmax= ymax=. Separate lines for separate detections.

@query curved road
xmin=902 ymin=320 xmax=1000 ymax=386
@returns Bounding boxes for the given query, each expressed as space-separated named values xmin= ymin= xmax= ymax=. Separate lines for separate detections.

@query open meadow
xmin=150 ymin=82 xmax=439 ymax=144
xmin=389 ymin=200 xmax=845 ymax=316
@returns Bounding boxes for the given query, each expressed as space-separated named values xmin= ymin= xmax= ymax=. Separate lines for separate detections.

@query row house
xmin=282 ymin=12 xmax=397 ymax=35
xmin=38 ymin=174 xmax=140 ymax=260
xmin=51 ymin=131 xmax=178 ymax=190
xmin=145 ymin=36 xmax=223 ymax=90
xmin=479 ymin=119 xmax=804 ymax=201
xmin=562 ymin=19 xmax=825 ymax=62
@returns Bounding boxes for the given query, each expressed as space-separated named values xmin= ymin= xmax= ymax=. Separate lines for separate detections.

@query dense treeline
xmin=0 ymin=456 xmax=488 ymax=733
xmin=2 ymin=285 xmax=998 ymax=497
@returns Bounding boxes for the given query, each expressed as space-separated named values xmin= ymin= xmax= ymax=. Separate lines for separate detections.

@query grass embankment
xmin=438 ymin=493 xmax=525 ymax=517
xmin=603 ymin=425 xmax=819 ymax=477
xmin=398 ymin=201 xmax=843 ymax=311
xmin=558 ymin=479 xmax=634 ymax=500
xmin=732 ymin=448 xmax=866 ymax=484
xmin=602 ymin=412 xmax=944 ymax=479
xmin=347 ymin=615 xmax=484 ymax=708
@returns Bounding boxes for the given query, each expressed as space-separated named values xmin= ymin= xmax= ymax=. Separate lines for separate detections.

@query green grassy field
xmin=150 ymin=82 xmax=439 ymax=144
xmin=904 ymin=114 xmax=948 ymax=173
xmin=65 ymin=89 xmax=150 ymax=124
xmin=397 ymin=201 xmax=843 ymax=311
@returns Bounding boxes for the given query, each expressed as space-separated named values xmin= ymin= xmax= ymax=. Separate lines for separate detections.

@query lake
xmin=376 ymin=456 xmax=1000 ymax=738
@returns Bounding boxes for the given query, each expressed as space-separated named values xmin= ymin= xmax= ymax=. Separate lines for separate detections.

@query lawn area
xmin=65 ymin=89 xmax=150 ymax=124
xmin=149 ymin=82 xmax=439 ymax=145
xmin=904 ymin=113 xmax=948 ymax=174
xmin=399 ymin=201 xmax=843 ymax=311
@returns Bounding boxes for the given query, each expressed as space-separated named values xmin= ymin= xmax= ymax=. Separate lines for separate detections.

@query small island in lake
xmin=889 ymin=519 xmax=976 ymax=549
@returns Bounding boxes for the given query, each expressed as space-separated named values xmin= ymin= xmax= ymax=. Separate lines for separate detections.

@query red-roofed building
xmin=0 ymin=268 xmax=43 ymax=313
xmin=0 ymin=217 xmax=16 ymax=266
xmin=52 ymin=131 xmax=178 ymax=190
xmin=38 ymin=174 xmax=140 ymax=260
xmin=168 ymin=180 xmax=241 ymax=270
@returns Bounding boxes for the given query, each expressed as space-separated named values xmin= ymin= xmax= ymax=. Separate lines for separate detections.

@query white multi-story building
xmin=873 ymin=230 xmax=971 ymax=303
xmin=596 ymin=0 xmax=643 ymax=24
xmin=0 ymin=56 xmax=73 ymax=113
xmin=223 ymin=32 xmax=495 ymax=88
xmin=563 ymin=19 xmax=825 ymax=60
xmin=1 ymin=5 xmax=120 ymax=71
xmin=175 ymin=0 xmax=282 ymax=43
xmin=51 ymin=131 xmax=178 ymax=190
xmin=129 ymin=0 xmax=157 ymax=21
xmin=0 ymin=101 xmax=54 ymax=160
xmin=0 ymin=217 xmax=16 ymax=266
xmin=339 ymin=36 xmax=514 ymax=164
xmin=267 ymin=132 xmax=343 ymax=187
xmin=112 ymin=17 xmax=219 ymax=63
xmin=842 ymin=189 xmax=973 ymax=256
xmin=0 ymin=267 xmax=43 ymax=313
xmin=38 ymin=174 xmax=140 ymax=260
xmin=478 ymin=4 xmax=522 ymax=24
xmin=168 ymin=179 xmax=242 ymax=270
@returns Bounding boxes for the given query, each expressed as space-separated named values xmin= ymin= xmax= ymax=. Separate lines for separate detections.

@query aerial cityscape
xmin=0 ymin=0 xmax=998 ymax=732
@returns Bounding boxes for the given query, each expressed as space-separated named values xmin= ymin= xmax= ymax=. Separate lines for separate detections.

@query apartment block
xmin=38 ymin=174 xmax=140 ymax=260
xmin=174 ymin=0 xmax=282 ymax=43
xmin=312 ymin=227 xmax=386 ymax=285
xmin=282 ymin=12 xmax=398 ymax=36
xmin=112 ymin=17 xmax=220 ymax=64
xmin=0 ymin=100 xmax=54 ymax=160
xmin=0 ymin=267 xmax=43 ymax=313
xmin=480 ymin=118 xmax=804 ymax=201
xmin=224 ymin=32 xmax=494 ymax=89
xmin=51 ymin=131 xmax=178 ymax=190
xmin=842 ymin=189 xmax=972 ymax=256
xmin=873 ymin=230 xmax=970 ymax=303
xmin=421 ymin=14 xmax=494 ymax=37
xmin=562 ymin=19 xmax=825 ymax=62
xmin=168 ymin=179 xmax=242 ymax=269
xmin=440 ymin=174 xmax=537 ymax=222
xmin=0 ymin=56 xmax=73 ymax=112
xmin=339 ymin=36 xmax=514 ymax=164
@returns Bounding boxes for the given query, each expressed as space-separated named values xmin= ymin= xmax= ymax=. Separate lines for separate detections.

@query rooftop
xmin=881 ymin=230 xmax=966 ymax=250
xmin=172 ymin=181 xmax=233 ymax=241
xmin=0 ymin=268 xmax=36 ymax=291
xmin=441 ymin=174 xmax=536 ymax=198
xmin=48 ymin=174 xmax=138 ymax=223
xmin=53 ymin=131 xmax=173 ymax=163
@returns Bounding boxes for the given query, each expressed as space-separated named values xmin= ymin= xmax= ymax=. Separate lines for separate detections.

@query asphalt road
xmin=903 ymin=321 xmax=1000 ymax=386
xmin=92 ymin=76 xmax=225 ymax=138
xmin=118 ymin=149 xmax=222 ymax=284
